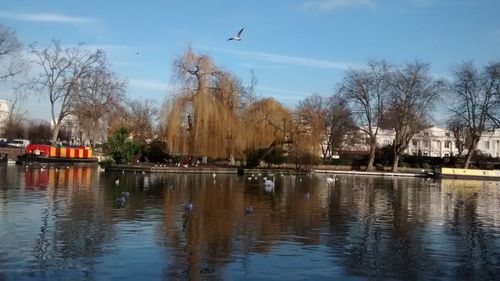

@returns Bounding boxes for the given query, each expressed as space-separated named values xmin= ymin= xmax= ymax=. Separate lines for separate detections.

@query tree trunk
xmin=392 ymin=154 xmax=400 ymax=172
xmin=464 ymin=138 xmax=479 ymax=169
xmin=366 ymin=145 xmax=376 ymax=171
xmin=51 ymin=122 xmax=61 ymax=144
xmin=187 ymin=114 xmax=194 ymax=156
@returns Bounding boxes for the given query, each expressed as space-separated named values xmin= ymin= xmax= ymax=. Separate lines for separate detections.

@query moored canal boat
xmin=17 ymin=144 xmax=97 ymax=164
xmin=433 ymin=167 xmax=500 ymax=180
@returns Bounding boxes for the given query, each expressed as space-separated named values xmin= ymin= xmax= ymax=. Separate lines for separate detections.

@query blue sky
xmin=0 ymin=0 xmax=499 ymax=122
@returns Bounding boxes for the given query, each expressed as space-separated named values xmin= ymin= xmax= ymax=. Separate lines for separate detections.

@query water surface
xmin=0 ymin=166 xmax=499 ymax=280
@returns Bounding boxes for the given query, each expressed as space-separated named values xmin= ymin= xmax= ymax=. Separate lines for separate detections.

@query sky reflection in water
xmin=0 ymin=166 xmax=499 ymax=280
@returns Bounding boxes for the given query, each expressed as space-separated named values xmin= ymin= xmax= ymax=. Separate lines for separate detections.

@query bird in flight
xmin=228 ymin=28 xmax=244 ymax=41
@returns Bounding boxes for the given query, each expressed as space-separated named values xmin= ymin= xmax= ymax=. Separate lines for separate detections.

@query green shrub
xmin=106 ymin=127 xmax=141 ymax=164
xmin=245 ymin=148 xmax=265 ymax=168
xmin=479 ymin=163 xmax=494 ymax=170
xmin=375 ymin=163 xmax=385 ymax=171
xmin=146 ymin=140 xmax=169 ymax=163
xmin=264 ymin=147 xmax=286 ymax=166
xmin=399 ymin=162 xmax=410 ymax=168
xmin=326 ymin=158 xmax=351 ymax=166
xmin=375 ymin=145 xmax=393 ymax=166
xmin=98 ymin=158 xmax=114 ymax=169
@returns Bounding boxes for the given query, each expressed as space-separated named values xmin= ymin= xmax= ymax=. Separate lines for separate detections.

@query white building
xmin=0 ymin=99 xmax=10 ymax=136
xmin=331 ymin=125 xmax=500 ymax=158
xmin=377 ymin=126 xmax=459 ymax=157
xmin=51 ymin=114 xmax=108 ymax=146
xmin=479 ymin=129 xmax=500 ymax=158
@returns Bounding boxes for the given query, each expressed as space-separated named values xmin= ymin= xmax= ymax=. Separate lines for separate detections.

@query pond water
xmin=0 ymin=166 xmax=499 ymax=280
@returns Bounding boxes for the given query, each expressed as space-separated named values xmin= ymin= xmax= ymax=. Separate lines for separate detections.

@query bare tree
xmin=72 ymin=57 xmax=126 ymax=145
xmin=296 ymin=93 xmax=328 ymax=159
xmin=26 ymin=119 xmax=51 ymax=143
xmin=446 ymin=116 xmax=467 ymax=157
xmin=0 ymin=24 xmax=26 ymax=81
xmin=126 ymin=99 xmax=158 ymax=144
xmin=448 ymin=61 xmax=500 ymax=168
xmin=287 ymin=109 xmax=320 ymax=169
xmin=339 ymin=60 xmax=390 ymax=170
xmin=324 ymin=95 xmax=358 ymax=158
xmin=387 ymin=61 xmax=443 ymax=172
xmin=30 ymin=40 xmax=103 ymax=143
xmin=2 ymin=94 xmax=27 ymax=139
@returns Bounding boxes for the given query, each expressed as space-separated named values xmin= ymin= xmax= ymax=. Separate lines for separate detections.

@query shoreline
xmin=105 ymin=164 xmax=428 ymax=178
xmin=84 ymin=164 xmax=500 ymax=181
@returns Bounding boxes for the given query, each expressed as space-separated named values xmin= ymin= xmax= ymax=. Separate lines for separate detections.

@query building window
xmin=484 ymin=141 xmax=490 ymax=149
xmin=444 ymin=141 xmax=450 ymax=149
xmin=445 ymin=133 xmax=450 ymax=137
xmin=424 ymin=141 xmax=430 ymax=147
xmin=444 ymin=153 xmax=449 ymax=157
xmin=424 ymin=132 xmax=429 ymax=136
xmin=412 ymin=140 xmax=418 ymax=146
xmin=423 ymin=152 xmax=428 ymax=156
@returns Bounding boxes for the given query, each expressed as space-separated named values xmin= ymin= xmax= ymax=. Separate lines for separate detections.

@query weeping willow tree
xmin=161 ymin=48 xmax=294 ymax=161
xmin=242 ymin=97 xmax=291 ymax=150
xmin=162 ymin=48 xmax=248 ymax=159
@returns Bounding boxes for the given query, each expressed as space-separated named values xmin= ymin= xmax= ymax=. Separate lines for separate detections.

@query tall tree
xmin=243 ymin=97 xmax=292 ymax=154
xmin=324 ymin=95 xmax=358 ymax=158
xmin=2 ymin=94 xmax=27 ymax=139
xmin=26 ymin=119 xmax=51 ymax=143
xmin=163 ymin=47 xmax=248 ymax=158
xmin=72 ymin=57 xmax=125 ymax=145
xmin=0 ymin=24 xmax=26 ymax=81
xmin=387 ymin=61 xmax=443 ymax=172
xmin=30 ymin=40 xmax=104 ymax=143
xmin=340 ymin=60 xmax=390 ymax=170
xmin=296 ymin=93 xmax=328 ymax=159
xmin=448 ymin=61 xmax=500 ymax=168
xmin=446 ymin=116 xmax=468 ymax=157
xmin=125 ymin=98 xmax=158 ymax=144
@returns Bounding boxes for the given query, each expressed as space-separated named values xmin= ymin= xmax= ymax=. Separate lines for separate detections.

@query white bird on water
xmin=264 ymin=177 xmax=275 ymax=187
xmin=228 ymin=28 xmax=244 ymax=41
xmin=264 ymin=177 xmax=275 ymax=193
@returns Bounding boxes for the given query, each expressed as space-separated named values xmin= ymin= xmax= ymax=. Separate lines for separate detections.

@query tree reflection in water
xmin=0 ymin=168 xmax=499 ymax=280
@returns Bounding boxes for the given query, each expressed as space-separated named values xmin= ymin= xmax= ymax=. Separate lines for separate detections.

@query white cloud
xmin=0 ymin=10 xmax=97 ymax=24
xmin=205 ymin=47 xmax=356 ymax=70
xmin=257 ymin=86 xmax=311 ymax=97
xmin=129 ymin=79 xmax=172 ymax=92
xmin=302 ymin=0 xmax=375 ymax=12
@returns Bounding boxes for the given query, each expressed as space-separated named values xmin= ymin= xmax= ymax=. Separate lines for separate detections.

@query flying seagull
xmin=228 ymin=28 xmax=244 ymax=41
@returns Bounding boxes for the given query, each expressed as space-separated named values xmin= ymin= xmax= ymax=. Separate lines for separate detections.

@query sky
xmin=0 ymin=0 xmax=499 ymax=123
